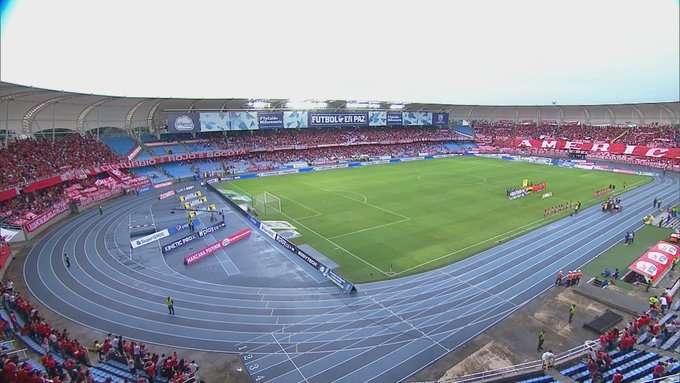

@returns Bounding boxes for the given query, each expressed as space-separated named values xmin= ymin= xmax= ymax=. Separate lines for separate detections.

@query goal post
xmin=253 ymin=192 xmax=282 ymax=216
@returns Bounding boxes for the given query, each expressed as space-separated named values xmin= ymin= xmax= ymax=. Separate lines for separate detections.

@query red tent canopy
xmin=629 ymin=241 xmax=680 ymax=281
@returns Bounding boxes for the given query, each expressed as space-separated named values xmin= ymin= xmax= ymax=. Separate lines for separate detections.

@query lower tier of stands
xmin=132 ymin=167 xmax=171 ymax=185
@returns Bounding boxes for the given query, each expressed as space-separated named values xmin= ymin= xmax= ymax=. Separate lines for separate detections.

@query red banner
xmin=153 ymin=181 xmax=174 ymax=189
xmin=23 ymin=176 xmax=63 ymax=193
xmin=512 ymin=139 xmax=680 ymax=159
xmin=159 ymin=190 xmax=176 ymax=200
xmin=184 ymin=228 xmax=251 ymax=265
xmin=0 ymin=242 xmax=10 ymax=269
xmin=0 ymin=188 xmax=18 ymax=203
xmin=89 ymin=150 xmax=247 ymax=173
xmin=24 ymin=201 xmax=69 ymax=233
xmin=121 ymin=176 xmax=151 ymax=190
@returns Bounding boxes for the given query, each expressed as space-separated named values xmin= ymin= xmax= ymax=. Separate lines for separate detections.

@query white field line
xmin=296 ymin=212 xmax=324 ymax=220
xmin=228 ymin=184 xmax=390 ymax=276
xmin=310 ymin=184 xmax=411 ymax=221
xmin=393 ymin=217 xmax=551 ymax=276
xmin=329 ymin=189 xmax=368 ymax=203
xmin=328 ymin=217 xmax=411 ymax=240
xmin=275 ymin=192 xmax=323 ymax=217
xmin=278 ymin=209 xmax=391 ymax=276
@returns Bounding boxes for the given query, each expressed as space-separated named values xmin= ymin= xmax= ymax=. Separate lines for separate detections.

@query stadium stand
xmin=131 ymin=167 xmax=170 ymax=184
xmin=0 ymin=136 xmax=120 ymax=188
xmin=0 ymin=285 xmax=198 ymax=383
xmin=161 ymin=162 xmax=194 ymax=179
xmin=193 ymin=160 xmax=224 ymax=175
xmin=139 ymin=133 xmax=157 ymax=143
xmin=0 ymin=185 xmax=66 ymax=225
xmin=101 ymin=136 xmax=137 ymax=158
xmin=473 ymin=121 xmax=678 ymax=147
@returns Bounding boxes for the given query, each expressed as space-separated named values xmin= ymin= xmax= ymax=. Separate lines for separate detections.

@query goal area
xmin=253 ymin=192 xmax=282 ymax=216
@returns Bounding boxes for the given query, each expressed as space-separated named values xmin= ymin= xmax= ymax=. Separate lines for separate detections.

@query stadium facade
xmin=0 ymin=81 xmax=677 ymax=138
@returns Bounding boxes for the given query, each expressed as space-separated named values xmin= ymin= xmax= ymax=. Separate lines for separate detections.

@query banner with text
xmin=513 ymin=138 xmax=680 ymax=159
xmin=183 ymin=228 xmax=251 ymax=265
xmin=387 ymin=111 xmax=403 ymax=126
xmin=162 ymin=220 xmax=226 ymax=254
xmin=130 ymin=219 xmax=200 ymax=248
xmin=257 ymin=112 xmax=284 ymax=129
xmin=309 ymin=111 xmax=369 ymax=127
xmin=24 ymin=201 xmax=69 ymax=232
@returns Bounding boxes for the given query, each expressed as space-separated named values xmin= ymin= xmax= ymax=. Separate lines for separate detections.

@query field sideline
xmin=218 ymin=157 xmax=651 ymax=282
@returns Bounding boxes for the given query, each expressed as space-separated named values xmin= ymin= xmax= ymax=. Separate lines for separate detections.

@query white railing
xmin=7 ymin=348 xmax=29 ymax=361
xmin=413 ymin=340 xmax=597 ymax=383
xmin=638 ymin=373 xmax=680 ymax=383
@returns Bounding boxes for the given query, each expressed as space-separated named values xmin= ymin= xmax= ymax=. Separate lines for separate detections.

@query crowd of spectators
xmin=0 ymin=136 xmax=120 ymax=189
xmin=484 ymin=146 xmax=680 ymax=170
xmin=0 ymin=185 xmax=67 ymax=226
xmin=473 ymin=120 xmax=678 ymax=147
xmin=583 ymin=290 xmax=677 ymax=383
xmin=167 ymin=127 xmax=462 ymax=152
xmin=1 ymin=122 xmax=676 ymax=228
xmin=0 ymin=174 xmax=113 ymax=226
xmin=1 ymin=284 xmax=197 ymax=383
xmin=223 ymin=142 xmax=452 ymax=174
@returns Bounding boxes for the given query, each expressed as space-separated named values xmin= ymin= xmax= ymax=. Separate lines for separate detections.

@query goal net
xmin=253 ymin=192 xmax=282 ymax=216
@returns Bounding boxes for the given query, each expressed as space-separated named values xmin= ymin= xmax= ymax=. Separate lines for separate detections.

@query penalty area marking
xmin=327 ymin=217 xmax=411 ymax=240
xmin=309 ymin=184 xmax=410 ymax=221
xmin=228 ymin=184 xmax=390 ymax=276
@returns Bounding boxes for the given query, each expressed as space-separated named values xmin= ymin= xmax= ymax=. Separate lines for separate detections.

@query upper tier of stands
xmin=219 ymin=126 xmax=462 ymax=151
xmin=0 ymin=136 xmax=120 ymax=189
xmin=473 ymin=121 xmax=679 ymax=147
xmin=101 ymin=136 xmax=137 ymax=157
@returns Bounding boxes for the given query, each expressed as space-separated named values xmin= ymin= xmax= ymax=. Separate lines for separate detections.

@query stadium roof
xmin=0 ymin=81 xmax=678 ymax=135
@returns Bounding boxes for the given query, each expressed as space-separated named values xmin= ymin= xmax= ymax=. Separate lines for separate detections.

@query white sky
xmin=0 ymin=0 xmax=678 ymax=105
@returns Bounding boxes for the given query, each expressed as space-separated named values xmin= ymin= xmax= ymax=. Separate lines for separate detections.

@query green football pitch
xmin=217 ymin=157 xmax=651 ymax=282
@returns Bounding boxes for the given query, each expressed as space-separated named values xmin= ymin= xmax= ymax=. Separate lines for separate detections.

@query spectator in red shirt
xmin=652 ymin=361 xmax=666 ymax=379
xmin=3 ymin=357 xmax=17 ymax=381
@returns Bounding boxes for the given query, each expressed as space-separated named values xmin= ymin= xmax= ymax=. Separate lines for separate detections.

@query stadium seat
xmin=162 ymin=163 xmax=195 ymax=179
xmin=102 ymin=136 xmax=137 ymax=157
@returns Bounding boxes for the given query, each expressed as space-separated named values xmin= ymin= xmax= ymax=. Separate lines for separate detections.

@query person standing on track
xmin=537 ymin=329 xmax=545 ymax=352
xmin=166 ymin=296 xmax=175 ymax=315
xmin=555 ymin=271 xmax=563 ymax=286
xmin=98 ymin=205 xmax=103 ymax=216
xmin=64 ymin=253 xmax=70 ymax=268
xmin=569 ymin=304 xmax=576 ymax=324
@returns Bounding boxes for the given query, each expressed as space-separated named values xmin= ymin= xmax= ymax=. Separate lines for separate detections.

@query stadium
xmin=0 ymin=1 xmax=679 ymax=383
